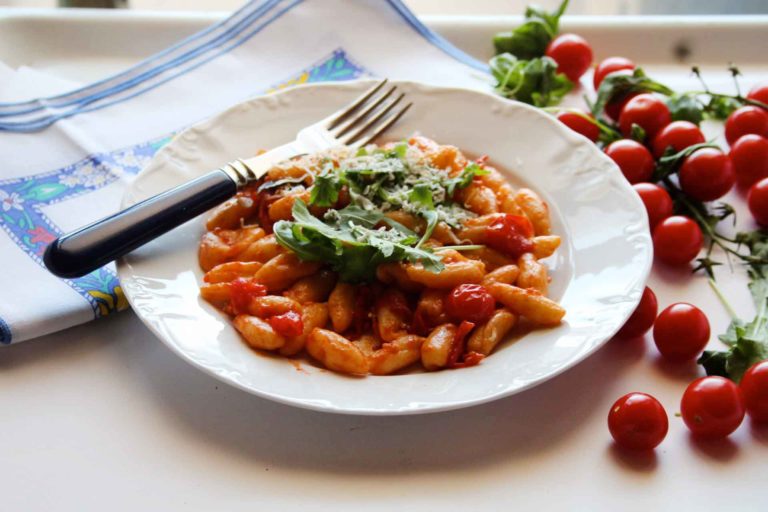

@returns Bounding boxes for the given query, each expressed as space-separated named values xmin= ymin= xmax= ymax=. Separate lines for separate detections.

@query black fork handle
xmin=43 ymin=170 xmax=237 ymax=279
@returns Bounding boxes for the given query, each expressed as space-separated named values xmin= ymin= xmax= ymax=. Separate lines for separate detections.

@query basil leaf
xmin=492 ymin=0 xmax=569 ymax=60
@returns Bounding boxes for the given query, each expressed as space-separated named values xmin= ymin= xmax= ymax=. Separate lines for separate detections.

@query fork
xmin=43 ymin=79 xmax=412 ymax=279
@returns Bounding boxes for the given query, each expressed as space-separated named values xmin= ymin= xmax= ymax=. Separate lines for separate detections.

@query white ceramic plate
xmin=118 ymin=80 xmax=652 ymax=415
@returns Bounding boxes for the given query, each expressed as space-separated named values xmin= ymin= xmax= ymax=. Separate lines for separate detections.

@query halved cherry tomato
xmin=608 ymin=392 xmax=668 ymax=450
xmin=652 ymin=216 xmax=703 ymax=266
xmin=557 ymin=111 xmax=600 ymax=142
xmin=740 ymin=360 xmax=768 ymax=423
xmin=230 ymin=278 xmax=268 ymax=314
xmin=652 ymin=120 xmax=706 ymax=158
xmin=605 ymin=139 xmax=655 ymax=184
xmin=593 ymin=56 xmax=635 ymax=90
xmin=681 ymin=376 xmax=745 ymax=438
xmin=678 ymin=148 xmax=735 ymax=201
xmin=748 ymin=177 xmax=768 ymax=226
xmin=619 ymin=93 xmax=671 ymax=139
xmin=633 ymin=183 xmax=673 ymax=229
xmin=486 ymin=214 xmax=534 ymax=258
xmin=653 ymin=303 xmax=710 ymax=362
xmin=616 ymin=286 xmax=658 ymax=339
xmin=446 ymin=284 xmax=496 ymax=323
xmin=268 ymin=310 xmax=304 ymax=338
xmin=729 ymin=134 xmax=768 ymax=188
xmin=545 ymin=33 xmax=593 ymax=82
xmin=725 ymin=106 xmax=768 ymax=145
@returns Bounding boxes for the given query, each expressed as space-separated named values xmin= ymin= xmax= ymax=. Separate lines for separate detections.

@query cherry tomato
xmin=545 ymin=33 xmax=593 ymax=82
xmin=619 ymin=93 xmax=672 ymax=139
xmin=616 ymin=286 xmax=658 ymax=339
xmin=729 ymin=134 xmax=768 ymax=187
xmin=229 ymin=278 xmax=267 ymax=315
xmin=633 ymin=183 xmax=673 ymax=229
xmin=605 ymin=139 xmax=655 ymax=184
xmin=681 ymin=377 xmax=745 ymax=438
xmin=446 ymin=284 xmax=495 ymax=323
xmin=678 ymin=148 xmax=736 ymax=201
xmin=724 ymin=106 xmax=768 ymax=145
xmin=747 ymin=83 xmax=768 ymax=106
xmin=486 ymin=214 xmax=534 ymax=258
xmin=606 ymin=90 xmax=640 ymax=122
xmin=608 ymin=392 xmax=668 ymax=450
xmin=653 ymin=303 xmax=710 ymax=362
xmin=652 ymin=216 xmax=703 ymax=266
xmin=268 ymin=310 xmax=304 ymax=338
xmin=740 ymin=360 xmax=768 ymax=423
xmin=652 ymin=120 xmax=706 ymax=158
xmin=593 ymin=56 xmax=635 ymax=90
xmin=748 ymin=177 xmax=768 ymax=226
xmin=557 ymin=111 xmax=600 ymax=142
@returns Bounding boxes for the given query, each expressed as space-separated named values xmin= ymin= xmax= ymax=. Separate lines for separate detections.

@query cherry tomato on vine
xmin=557 ymin=111 xmax=600 ymax=142
xmin=729 ymin=134 xmax=768 ymax=187
xmin=653 ymin=303 xmax=710 ymax=362
xmin=740 ymin=360 xmax=768 ymax=423
xmin=652 ymin=120 xmax=706 ymax=158
xmin=608 ymin=392 xmax=668 ymax=450
xmin=593 ymin=56 xmax=635 ymax=90
xmin=545 ymin=33 xmax=593 ymax=82
xmin=681 ymin=377 xmax=745 ymax=438
xmin=446 ymin=284 xmax=495 ymax=323
xmin=747 ymin=83 xmax=768 ymax=106
xmin=605 ymin=139 xmax=655 ymax=184
xmin=678 ymin=148 xmax=736 ymax=201
xmin=486 ymin=214 xmax=534 ymax=258
xmin=748 ymin=177 xmax=768 ymax=226
xmin=616 ymin=287 xmax=658 ymax=339
xmin=725 ymin=106 xmax=768 ymax=145
xmin=633 ymin=183 xmax=673 ymax=229
xmin=619 ymin=93 xmax=671 ymax=139
xmin=652 ymin=216 xmax=703 ymax=266
xmin=606 ymin=90 xmax=639 ymax=122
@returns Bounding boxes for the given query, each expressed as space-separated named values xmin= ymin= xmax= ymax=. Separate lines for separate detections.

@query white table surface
xmin=1 ymin=10 xmax=768 ymax=511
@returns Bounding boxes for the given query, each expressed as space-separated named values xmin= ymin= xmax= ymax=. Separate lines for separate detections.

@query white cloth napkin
xmin=0 ymin=0 xmax=488 ymax=345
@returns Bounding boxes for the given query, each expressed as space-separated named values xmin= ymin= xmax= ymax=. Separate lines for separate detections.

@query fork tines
xmin=327 ymin=79 xmax=412 ymax=148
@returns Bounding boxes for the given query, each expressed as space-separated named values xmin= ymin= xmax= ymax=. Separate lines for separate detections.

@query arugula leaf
xmin=257 ymin=175 xmax=309 ymax=193
xmin=274 ymin=200 xmax=443 ymax=282
xmin=309 ymin=167 xmax=342 ymax=207
xmin=666 ymin=93 xmax=704 ymax=125
xmin=445 ymin=162 xmax=491 ymax=196
xmin=490 ymin=54 xmax=573 ymax=107
xmin=409 ymin=184 xmax=435 ymax=210
xmin=493 ymin=0 xmax=569 ymax=60
xmin=592 ymin=68 xmax=674 ymax=118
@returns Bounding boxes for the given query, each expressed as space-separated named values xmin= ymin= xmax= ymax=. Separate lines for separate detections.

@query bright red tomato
xmin=729 ymin=134 xmax=768 ymax=187
xmin=652 ymin=216 xmax=703 ymax=266
xmin=653 ymin=303 xmax=710 ymax=362
xmin=606 ymin=90 xmax=640 ymax=122
xmin=740 ymin=360 xmax=768 ymax=423
xmin=268 ymin=310 xmax=304 ymax=338
xmin=608 ymin=392 xmax=668 ymax=450
xmin=748 ymin=177 xmax=768 ymax=226
xmin=633 ymin=183 xmax=673 ymax=229
xmin=747 ymin=83 xmax=768 ymax=106
xmin=229 ymin=278 xmax=268 ymax=315
xmin=593 ymin=56 xmax=635 ymax=90
xmin=725 ymin=106 xmax=768 ymax=145
xmin=678 ymin=148 xmax=736 ymax=201
xmin=446 ymin=284 xmax=495 ymax=323
xmin=652 ymin=120 xmax=706 ymax=158
xmin=616 ymin=286 xmax=658 ymax=339
xmin=681 ymin=377 xmax=745 ymax=438
xmin=557 ymin=111 xmax=600 ymax=142
xmin=486 ymin=214 xmax=534 ymax=258
xmin=619 ymin=93 xmax=672 ymax=139
xmin=605 ymin=139 xmax=655 ymax=184
xmin=545 ymin=33 xmax=594 ymax=82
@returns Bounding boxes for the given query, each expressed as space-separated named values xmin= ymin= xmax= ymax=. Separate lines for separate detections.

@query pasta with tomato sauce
xmin=198 ymin=136 xmax=565 ymax=375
